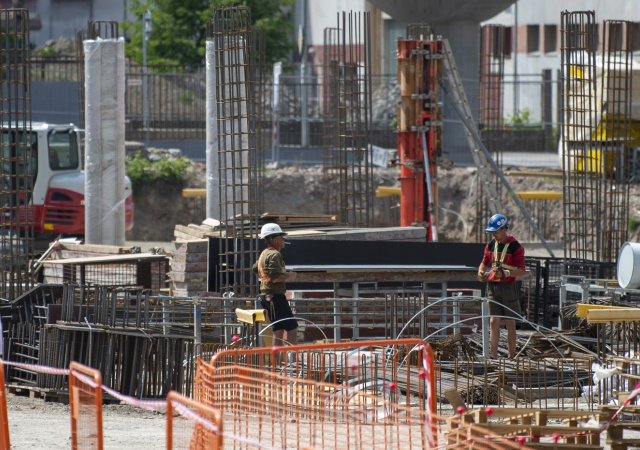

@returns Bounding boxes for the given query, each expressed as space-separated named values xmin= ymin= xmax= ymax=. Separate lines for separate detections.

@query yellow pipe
xmin=516 ymin=191 xmax=562 ymax=201
xmin=182 ymin=188 xmax=206 ymax=198
xmin=376 ymin=186 xmax=401 ymax=198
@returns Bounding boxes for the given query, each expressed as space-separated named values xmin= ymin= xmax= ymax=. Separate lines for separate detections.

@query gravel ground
xmin=7 ymin=393 xmax=165 ymax=449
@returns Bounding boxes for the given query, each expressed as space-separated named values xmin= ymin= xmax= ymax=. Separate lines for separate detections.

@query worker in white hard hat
xmin=477 ymin=213 xmax=526 ymax=359
xmin=252 ymin=223 xmax=299 ymax=346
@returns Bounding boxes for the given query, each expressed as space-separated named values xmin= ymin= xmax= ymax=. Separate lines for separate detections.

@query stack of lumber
xmin=447 ymin=407 xmax=603 ymax=450
xmin=42 ymin=240 xmax=144 ymax=282
xmin=173 ymin=218 xmax=221 ymax=241
xmin=170 ymin=240 xmax=208 ymax=297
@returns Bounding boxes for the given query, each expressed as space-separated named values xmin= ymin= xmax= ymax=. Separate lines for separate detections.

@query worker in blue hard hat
xmin=477 ymin=213 xmax=526 ymax=359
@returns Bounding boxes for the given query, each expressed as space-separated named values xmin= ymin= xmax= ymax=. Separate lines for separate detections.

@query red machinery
xmin=397 ymin=37 xmax=443 ymax=241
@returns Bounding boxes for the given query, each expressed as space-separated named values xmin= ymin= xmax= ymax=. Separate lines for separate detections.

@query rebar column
xmin=596 ymin=20 xmax=633 ymax=263
xmin=474 ymin=24 xmax=508 ymax=243
xmin=0 ymin=8 xmax=33 ymax=300
xmin=561 ymin=11 xmax=599 ymax=261
xmin=322 ymin=27 xmax=340 ymax=215
xmin=207 ymin=6 xmax=260 ymax=297
xmin=336 ymin=11 xmax=373 ymax=227
xmin=561 ymin=12 xmax=634 ymax=263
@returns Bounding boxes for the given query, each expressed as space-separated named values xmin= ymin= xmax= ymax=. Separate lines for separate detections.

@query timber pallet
xmin=6 ymin=384 xmax=69 ymax=404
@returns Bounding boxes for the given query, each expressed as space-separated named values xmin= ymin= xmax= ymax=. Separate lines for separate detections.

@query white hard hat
xmin=260 ymin=223 xmax=287 ymax=239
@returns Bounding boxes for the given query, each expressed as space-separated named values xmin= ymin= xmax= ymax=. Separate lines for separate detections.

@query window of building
xmin=629 ymin=23 xmax=640 ymax=51
xmin=544 ymin=25 xmax=557 ymax=53
xmin=527 ymin=24 xmax=540 ymax=53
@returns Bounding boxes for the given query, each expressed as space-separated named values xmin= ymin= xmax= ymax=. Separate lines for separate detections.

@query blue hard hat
xmin=486 ymin=213 xmax=509 ymax=232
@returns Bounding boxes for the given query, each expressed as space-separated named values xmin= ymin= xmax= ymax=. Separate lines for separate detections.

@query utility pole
xmin=142 ymin=10 xmax=152 ymax=142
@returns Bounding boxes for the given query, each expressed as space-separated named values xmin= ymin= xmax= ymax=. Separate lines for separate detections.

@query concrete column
xmin=205 ymin=40 xmax=220 ymax=221
xmin=435 ymin=21 xmax=481 ymax=165
xmin=83 ymin=38 xmax=126 ymax=245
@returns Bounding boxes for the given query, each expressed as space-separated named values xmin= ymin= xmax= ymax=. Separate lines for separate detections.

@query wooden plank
xmin=576 ymin=303 xmax=630 ymax=318
xmin=174 ymin=240 xmax=208 ymax=253
xmin=44 ymin=253 xmax=167 ymax=265
xmin=587 ymin=308 xmax=640 ymax=323
xmin=174 ymin=224 xmax=208 ymax=239
xmin=169 ymin=271 xmax=207 ymax=283
xmin=172 ymin=252 xmax=209 ymax=263
xmin=170 ymin=261 xmax=207 ymax=273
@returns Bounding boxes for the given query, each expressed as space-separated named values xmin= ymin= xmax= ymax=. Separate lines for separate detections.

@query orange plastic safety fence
xmin=207 ymin=339 xmax=434 ymax=405
xmin=0 ymin=361 xmax=10 ymax=450
xmin=69 ymin=361 xmax=104 ymax=450
xmin=195 ymin=362 xmax=528 ymax=449
xmin=166 ymin=391 xmax=222 ymax=450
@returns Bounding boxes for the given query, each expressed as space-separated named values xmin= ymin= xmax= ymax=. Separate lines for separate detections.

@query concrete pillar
xmin=435 ymin=21 xmax=481 ymax=165
xmin=83 ymin=38 xmax=126 ymax=245
xmin=205 ymin=40 xmax=220 ymax=221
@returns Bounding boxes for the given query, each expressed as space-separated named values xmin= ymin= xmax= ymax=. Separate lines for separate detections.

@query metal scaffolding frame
xmin=208 ymin=6 xmax=260 ymax=297
xmin=0 ymin=9 xmax=34 ymax=300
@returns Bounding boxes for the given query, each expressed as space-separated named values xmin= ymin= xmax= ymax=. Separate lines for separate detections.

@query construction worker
xmin=253 ymin=223 xmax=299 ymax=346
xmin=477 ymin=213 xmax=526 ymax=359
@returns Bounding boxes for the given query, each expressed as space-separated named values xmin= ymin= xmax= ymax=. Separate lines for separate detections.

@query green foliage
xmin=126 ymin=154 xmax=191 ymax=191
xmin=507 ymin=108 xmax=532 ymax=127
xmin=124 ymin=0 xmax=294 ymax=69
xmin=34 ymin=46 xmax=60 ymax=58
xmin=629 ymin=216 xmax=640 ymax=232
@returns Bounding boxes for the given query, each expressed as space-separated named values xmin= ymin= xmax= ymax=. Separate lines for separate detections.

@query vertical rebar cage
xmin=475 ymin=24 xmax=508 ymax=243
xmin=561 ymin=11 xmax=633 ymax=263
xmin=322 ymin=27 xmax=340 ymax=216
xmin=596 ymin=20 xmax=633 ymax=262
xmin=0 ymin=9 xmax=33 ymax=300
xmin=561 ymin=10 xmax=600 ymax=261
xmin=336 ymin=11 xmax=373 ymax=227
xmin=208 ymin=6 xmax=260 ymax=297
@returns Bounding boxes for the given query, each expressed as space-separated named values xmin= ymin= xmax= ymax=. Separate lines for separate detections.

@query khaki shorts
xmin=487 ymin=282 xmax=521 ymax=319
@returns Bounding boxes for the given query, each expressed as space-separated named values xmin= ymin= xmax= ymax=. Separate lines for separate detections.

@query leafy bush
xmin=126 ymin=154 xmax=191 ymax=192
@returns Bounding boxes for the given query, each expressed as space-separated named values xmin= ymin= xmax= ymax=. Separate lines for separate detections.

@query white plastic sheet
xmin=83 ymin=38 xmax=126 ymax=245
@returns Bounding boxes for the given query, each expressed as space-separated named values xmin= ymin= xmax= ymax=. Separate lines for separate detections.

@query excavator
xmin=1 ymin=122 xmax=134 ymax=245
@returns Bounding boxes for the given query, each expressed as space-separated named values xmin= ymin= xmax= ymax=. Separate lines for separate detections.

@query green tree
xmin=124 ymin=0 xmax=294 ymax=69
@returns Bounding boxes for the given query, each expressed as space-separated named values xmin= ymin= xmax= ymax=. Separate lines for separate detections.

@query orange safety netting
xmin=69 ymin=361 xmax=104 ymax=450
xmin=0 ymin=361 xmax=9 ymax=450
xmin=166 ymin=391 xmax=223 ymax=450
xmin=194 ymin=338 xmax=528 ymax=449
